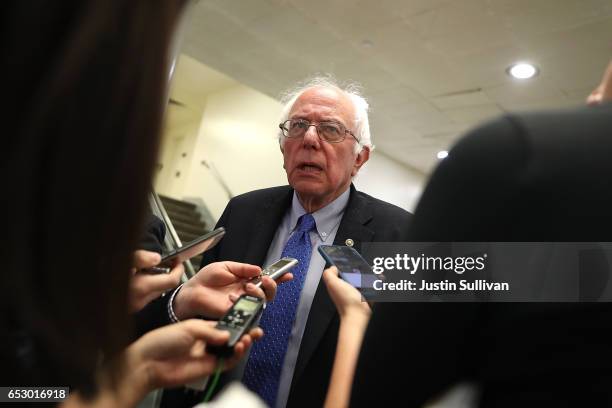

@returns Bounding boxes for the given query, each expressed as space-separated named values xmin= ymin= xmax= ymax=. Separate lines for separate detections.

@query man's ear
xmin=280 ymin=140 xmax=286 ymax=169
xmin=351 ymin=147 xmax=370 ymax=176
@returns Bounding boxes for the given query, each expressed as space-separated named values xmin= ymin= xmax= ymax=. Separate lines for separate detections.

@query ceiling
xmin=179 ymin=0 xmax=612 ymax=174
xmin=169 ymin=54 xmax=236 ymax=112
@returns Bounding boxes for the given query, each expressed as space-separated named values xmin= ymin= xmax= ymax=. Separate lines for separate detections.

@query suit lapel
xmin=292 ymin=184 xmax=375 ymax=385
xmin=243 ymin=187 xmax=294 ymax=266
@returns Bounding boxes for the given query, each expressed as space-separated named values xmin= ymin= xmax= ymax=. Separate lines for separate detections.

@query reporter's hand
xmin=60 ymin=321 xmax=263 ymax=408
xmin=129 ymin=250 xmax=183 ymax=312
xmin=322 ymin=267 xmax=371 ymax=322
xmin=322 ymin=267 xmax=371 ymax=408
xmin=125 ymin=320 xmax=262 ymax=391
xmin=174 ymin=261 xmax=293 ymax=320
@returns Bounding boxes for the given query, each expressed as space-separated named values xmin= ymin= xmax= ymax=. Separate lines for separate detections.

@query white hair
xmin=277 ymin=75 xmax=374 ymax=154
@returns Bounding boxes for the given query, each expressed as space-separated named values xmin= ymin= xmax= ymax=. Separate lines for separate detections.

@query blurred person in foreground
xmin=0 ymin=1 xmax=270 ymax=406
xmin=321 ymin=60 xmax=612 ymax=408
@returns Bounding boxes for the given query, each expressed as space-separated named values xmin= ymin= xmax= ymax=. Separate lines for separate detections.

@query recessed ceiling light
xmin=507 ymin=62 xmax=538 ymax=79
xmin=437 ymin=150 xmax=448 ymax=159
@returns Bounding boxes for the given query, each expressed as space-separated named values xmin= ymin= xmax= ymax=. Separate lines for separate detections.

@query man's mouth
xmin=298 ymin=162 xmax=323 ymax=172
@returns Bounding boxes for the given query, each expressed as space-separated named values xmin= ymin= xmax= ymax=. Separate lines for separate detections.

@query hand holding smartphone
xmin=318 ymin=245 xmax=381 ymax=291
xmin=140 ymin=227 xmax=225 ymax=274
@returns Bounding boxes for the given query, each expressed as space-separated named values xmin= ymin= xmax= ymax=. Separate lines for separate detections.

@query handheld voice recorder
xmin=250 ymin=257 xmax=298 ymax=288
xmin=207 ymin=294 xmax=264 ymax=357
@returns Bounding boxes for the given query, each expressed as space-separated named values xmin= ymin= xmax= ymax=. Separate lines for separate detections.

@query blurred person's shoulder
xmin=460 ymin=103 xmax=612 ymax=150
xmin=436 ymin=103 xmax=612 ymax=179
xmin=509 ymin=102 xmax=612 ymax=142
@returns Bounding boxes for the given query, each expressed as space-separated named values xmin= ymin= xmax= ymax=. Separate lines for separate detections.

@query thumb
xmin=134 ymin=250 xmax=162 ymax=269
xmin=181 ymin=320 xmax=230 ymax=346
xmin=222 ymin=261 xmax=262 ymax=279
xmin=322 ymin=266 xmax=339 ymax=284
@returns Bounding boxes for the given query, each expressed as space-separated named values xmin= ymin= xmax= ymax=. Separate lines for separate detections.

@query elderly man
xmin=191 ymin=77 xmax=412 ymax=408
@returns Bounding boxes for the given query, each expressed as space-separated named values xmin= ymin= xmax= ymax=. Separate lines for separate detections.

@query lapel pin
xmin=345 ymin=238 xmax=354 ymax=247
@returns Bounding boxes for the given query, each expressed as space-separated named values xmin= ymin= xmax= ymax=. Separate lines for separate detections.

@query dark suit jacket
xmin=200 ymin=183 xmax=412 ymax=407
xmin=351 ymin=104 xmax=612 ymax=407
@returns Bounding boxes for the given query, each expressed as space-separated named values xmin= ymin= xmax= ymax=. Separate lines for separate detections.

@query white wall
xmin=154 ymin=101 xmax=202 ymax=198
xmin=179 ymin=84 xmax=287 ymax=219
xmin=355 ymin=154 xmax=426 ymax=213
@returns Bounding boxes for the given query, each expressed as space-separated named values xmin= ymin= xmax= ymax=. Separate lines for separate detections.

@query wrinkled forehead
xmin=289 ymin=86 xmax=356 ymax=126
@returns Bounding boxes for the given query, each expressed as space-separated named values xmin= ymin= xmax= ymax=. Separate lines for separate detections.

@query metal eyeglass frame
xmin=279 ymin=119 xmax=361 ymax=144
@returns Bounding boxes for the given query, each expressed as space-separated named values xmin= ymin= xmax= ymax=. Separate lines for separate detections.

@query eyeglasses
xmin=279 ymin=119 xmax=360 ymax=144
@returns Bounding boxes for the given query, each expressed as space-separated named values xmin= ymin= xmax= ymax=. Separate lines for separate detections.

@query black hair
xmin=1 ymin=0 xmax=183 ymax=395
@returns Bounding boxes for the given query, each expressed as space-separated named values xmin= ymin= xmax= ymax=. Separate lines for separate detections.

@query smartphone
xmin=139 ymin=266 xmax=171 ymax=275
xmin=206 ymin=294 xmax=264 ymax=357
xmin=318 ymin=245 xmax=382 ymax=291
xmin=160 ymin=227 xmax=225 ymax=266
xmin=250 ymin=257 xmax=298 ymax=288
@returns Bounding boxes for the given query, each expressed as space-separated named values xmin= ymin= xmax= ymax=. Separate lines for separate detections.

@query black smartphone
xmin=160 ymin=227 xmax=225 ymax=266
xmin=318 ymin=245 xmax=382 ymax=292
xmin=207 ymin=294 xmax=264 ymax=357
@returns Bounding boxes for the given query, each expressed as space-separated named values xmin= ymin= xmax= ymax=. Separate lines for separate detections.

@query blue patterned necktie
xmin=242 ymin=213 xmax=316 ymax=407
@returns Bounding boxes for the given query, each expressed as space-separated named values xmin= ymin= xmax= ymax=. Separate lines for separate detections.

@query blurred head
xmin=587 ymin=60 xmax=612 ymax=106
xmin=278 ymin=77 xmax=371 ymax=211
xmin=1 ymin=0 xmax=184 ymax=395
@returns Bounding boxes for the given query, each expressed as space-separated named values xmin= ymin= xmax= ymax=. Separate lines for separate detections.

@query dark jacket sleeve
xmin=133 ymin=295 xmax=173 ymax=338
xmin=139 ymin=214 xmax=167 ymax=254
xmin=133 ymin=214 xmax=172 ymax=338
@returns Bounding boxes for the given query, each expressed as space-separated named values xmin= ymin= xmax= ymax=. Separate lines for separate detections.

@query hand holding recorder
xmin=63 ymin=320 xmax=263 ymax=407
xmin=173 ymin=260 xmax=293 ymax=320
xmin=206 ymin=257 xmax=297 ymax=357
xmin=125 ymin=319 xmax=262 ymax=389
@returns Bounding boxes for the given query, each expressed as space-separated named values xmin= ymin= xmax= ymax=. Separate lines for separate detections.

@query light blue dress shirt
xmin=257 ymin=188 xmax=350 ymax=408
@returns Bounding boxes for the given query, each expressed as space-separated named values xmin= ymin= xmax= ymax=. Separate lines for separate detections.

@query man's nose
xmin=302 ymin=125 xmax=320 ymax=148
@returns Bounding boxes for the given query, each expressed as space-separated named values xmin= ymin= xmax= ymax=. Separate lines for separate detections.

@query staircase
xmin=158 ymin=195 xmax=209 ymax=270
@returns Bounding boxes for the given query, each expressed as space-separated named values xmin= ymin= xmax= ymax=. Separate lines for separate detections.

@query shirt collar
xmin=288 ymin=188 xmax=351 ymax=242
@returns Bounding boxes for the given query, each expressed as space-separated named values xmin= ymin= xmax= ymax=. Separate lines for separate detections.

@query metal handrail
xmin=201 ymin=160 xmax=233 ymax=200
xmin=148 ymin=192 xmax=196 ymax=280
